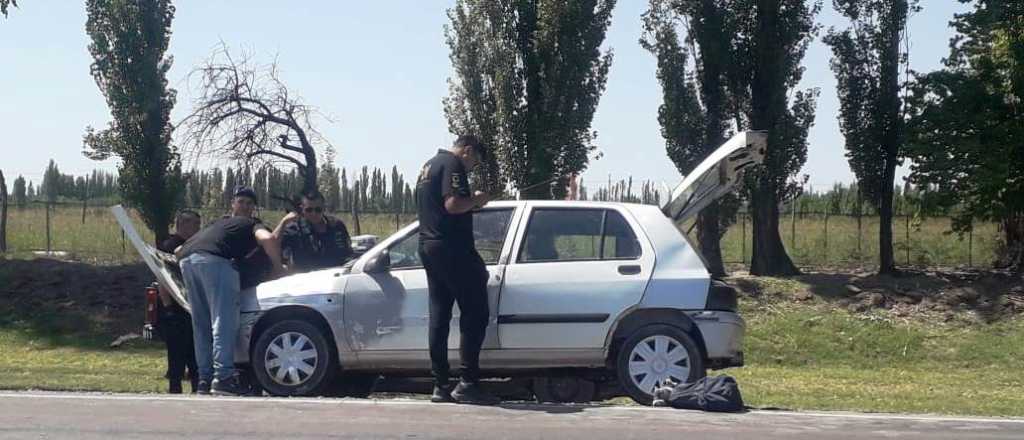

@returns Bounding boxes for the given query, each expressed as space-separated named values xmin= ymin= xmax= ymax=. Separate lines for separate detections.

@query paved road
xmin=0 ymin=392 xmax=1021 ymax=439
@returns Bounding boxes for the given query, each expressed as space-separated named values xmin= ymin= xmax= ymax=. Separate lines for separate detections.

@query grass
xmin=730 ymin=287 xmax=1024 ymax=416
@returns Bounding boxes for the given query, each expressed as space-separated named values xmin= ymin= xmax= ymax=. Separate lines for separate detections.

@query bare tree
xmin=180 ymin=45 xmax=331 ymax=197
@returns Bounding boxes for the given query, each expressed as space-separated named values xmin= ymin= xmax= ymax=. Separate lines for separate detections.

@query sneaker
xmin=196 ymin=380 xmax=211 ymax=395
xmin=430 ymin=385 xmax=455 ymax=403
xmin=168 ymin=381 xmax=183 ymax=394
xmin=451 ymin=381 xmax=500 ymax=406
xmin=211 ymin=375 xmax=248 ymax=396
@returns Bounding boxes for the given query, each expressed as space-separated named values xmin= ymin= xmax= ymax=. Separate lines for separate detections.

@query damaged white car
xmin=116 ymin=131 xmax=766 ymax=405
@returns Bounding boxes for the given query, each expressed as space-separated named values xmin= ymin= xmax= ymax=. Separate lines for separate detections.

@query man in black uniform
xmin=274 ymin=190 xmax=354 ymax=272
xmin=416 ymin=135 xmax=498 ymax=405
xmin=156 ymin=210 xmax=201 ymax=394
xmin=178 ymin=187 xmax=285 ymax=395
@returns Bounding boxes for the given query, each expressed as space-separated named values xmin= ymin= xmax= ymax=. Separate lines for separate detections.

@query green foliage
xmin=905 ymin=0 xmax=1024 ymax=269
xmin=11 ymin=175 xmax=26 ymax=207
xmin=444 ymin=0 xmax=615 ymax=199
xmin=824 ymin=0 xmax=916 ymax=272
xmin=83 ymin=0 xmax=182 ymax=243
xmin=824 ymin=0 xmax=915 ymax=207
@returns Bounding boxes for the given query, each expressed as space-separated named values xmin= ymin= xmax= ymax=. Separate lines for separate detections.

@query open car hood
xmin=111 ymin=205 xmax=190 ymax=312
xmin=661 ymin=131 xmax=768 ymax=223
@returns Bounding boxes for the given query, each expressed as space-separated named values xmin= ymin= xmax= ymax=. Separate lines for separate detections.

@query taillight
xmin=145 ymin=286 xmax=159 ymax=325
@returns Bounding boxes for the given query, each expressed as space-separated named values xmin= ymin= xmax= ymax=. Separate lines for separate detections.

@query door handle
xmin=618 ymin=264 xmax=642 ymax=275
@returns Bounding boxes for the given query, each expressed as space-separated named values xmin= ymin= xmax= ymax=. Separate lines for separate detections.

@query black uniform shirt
xmin=180 ymin=216 xmax=267 ymax=261
xmin=416 ymin=149 xmax=473 ymax=248
xmin=281 ymin=216 xmax=354 ymax=271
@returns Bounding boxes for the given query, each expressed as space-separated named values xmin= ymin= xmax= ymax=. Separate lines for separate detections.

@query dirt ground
xmin=728 ymin=267 xmax=1024 ymax=324
xmin=0 ymin=257 xmax=151 ymax=338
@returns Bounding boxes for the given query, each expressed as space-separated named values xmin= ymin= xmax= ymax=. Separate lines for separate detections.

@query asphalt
xmin=0 ymin=392 xmax=1021 ymax=439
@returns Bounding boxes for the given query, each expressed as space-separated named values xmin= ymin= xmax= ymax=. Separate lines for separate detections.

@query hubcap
xmin=265 ymin=331 xmax=319 ymax=387
xmin=627 ymin=335 xmax=690 ymax=395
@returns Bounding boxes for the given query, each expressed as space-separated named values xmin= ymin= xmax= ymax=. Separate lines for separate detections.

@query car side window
xmin=388 ymin=209 xmax=515 ymax=270
xmin=389 ymin=231 xmax=422 ymax=270
xmin=518 ymin=208 xmax=641 ymax=263
xmin=474 ymin=209 xmax=515 ymax=264
xmin=602 ymin=210 xmax=642 ymax=259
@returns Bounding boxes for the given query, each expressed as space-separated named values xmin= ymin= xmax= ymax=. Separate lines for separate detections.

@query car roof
xmin=484 ymin=200 xmax=653 ymax=210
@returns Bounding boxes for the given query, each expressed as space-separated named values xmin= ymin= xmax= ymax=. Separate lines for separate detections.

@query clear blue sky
xmin=0 ymin=1 xmax=970 ymax=193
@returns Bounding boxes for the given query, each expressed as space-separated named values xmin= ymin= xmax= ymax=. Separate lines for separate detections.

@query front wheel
xmin=616 ymin=324 xmax=705 ymax=405
xmin=252 ymin=319 xmax=337 ymax=396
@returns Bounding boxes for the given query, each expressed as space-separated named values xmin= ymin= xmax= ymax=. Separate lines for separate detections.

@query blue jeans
xmin=181 ymin=252 xmax=240 ymax=382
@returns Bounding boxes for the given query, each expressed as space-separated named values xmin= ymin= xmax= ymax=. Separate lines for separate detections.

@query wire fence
xmin=0 ymin=201 xmax=1000 ymax=268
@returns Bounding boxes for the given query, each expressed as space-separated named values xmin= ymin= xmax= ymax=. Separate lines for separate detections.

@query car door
xmin=497 ymin=205 xmax=655 ymax=349
xmin=344 ymin=207 xmax=519 ymax=357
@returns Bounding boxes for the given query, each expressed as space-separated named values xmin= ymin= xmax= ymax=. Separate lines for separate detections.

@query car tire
xmin=616 ymin=324 xmax=705 ymax=405
xmin=533 ymin=376 xmax=597 ymax=403
xmin=252 ymin=319 xmax=337 ymax=397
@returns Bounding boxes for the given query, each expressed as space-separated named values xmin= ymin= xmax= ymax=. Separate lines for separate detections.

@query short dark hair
xmin=176 ymin=210 xmax=201 ymax=223
xmin=233 ymin=185 xmax=258 ymax=203
xmin=300 ymin=190 xmax=325 ymax=203
xmin=454 ymin=134 xmax=488 ymax=161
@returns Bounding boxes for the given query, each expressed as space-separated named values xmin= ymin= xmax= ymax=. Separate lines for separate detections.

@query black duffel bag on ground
xmin=652 ymin=375 xmax=745 ymax=412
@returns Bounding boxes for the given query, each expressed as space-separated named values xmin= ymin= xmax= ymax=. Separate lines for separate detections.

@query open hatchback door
xmin=111 ymin=205 xmax=189 ymax=312
xmin=662 ymin=131 xmax=768 ymax=223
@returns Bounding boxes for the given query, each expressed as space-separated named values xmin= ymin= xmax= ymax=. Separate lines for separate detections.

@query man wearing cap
xmin=274 ymin=190 xmax=354 ymax=272
xmin=177 ymin=186 xmax=285 ymax=395
xmin=416 ymin=135 xmax=498 ymax=405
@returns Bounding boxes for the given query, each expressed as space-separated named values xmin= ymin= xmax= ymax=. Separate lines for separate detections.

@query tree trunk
xmin=697 ymin=201 xmax=727 ymax=278
xmin=746 ymin=0 xmax=799 ymax=276
xmin=749 ymin=185 xmax=800 ymax=276
xmin=878 ymin=171 xmax=897 ymax=274
xmin=1001 ymin=215 xmax=1024 ymax=273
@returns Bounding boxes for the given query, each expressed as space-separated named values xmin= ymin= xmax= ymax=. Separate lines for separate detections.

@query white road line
xmin=0 ymin=392 xmax=1021 ymax=425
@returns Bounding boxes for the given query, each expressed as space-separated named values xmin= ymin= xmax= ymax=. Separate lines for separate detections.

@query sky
xmin=0 ymin=1 xmax=971 ymax=193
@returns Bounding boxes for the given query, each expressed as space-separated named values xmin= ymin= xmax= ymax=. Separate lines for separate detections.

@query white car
xmin=118 ymin=131 xmax=767 ymax=404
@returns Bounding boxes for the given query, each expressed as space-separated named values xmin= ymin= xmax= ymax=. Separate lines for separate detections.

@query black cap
xmin=233 ymin=185 xmax=258 ymax=203
xmin=455 ymin=134 xmax=489 ymax=163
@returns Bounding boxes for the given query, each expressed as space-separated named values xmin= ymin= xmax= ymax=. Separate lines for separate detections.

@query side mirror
xmin=365 ymin=249 xmax=391 ymax=274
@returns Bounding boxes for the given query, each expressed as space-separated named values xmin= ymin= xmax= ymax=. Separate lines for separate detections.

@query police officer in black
xmin=416 ymin=135 xmax=498 ymax=405
xmin=273 ymin=190 xmax=354 ymax=272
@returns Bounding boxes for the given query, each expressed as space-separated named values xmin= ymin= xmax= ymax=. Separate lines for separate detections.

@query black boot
xmin=189 ymin=377 xmax=200 ymax=394
xmin=451 ymin=381 xmax=500 ymax=406
xmin=212 ymin=374 xmax=248 ymax=396
xmin=431 ymin=384 xmax=455 ymax=403
xmin=168 ymin=380 xmax=183 ymax=394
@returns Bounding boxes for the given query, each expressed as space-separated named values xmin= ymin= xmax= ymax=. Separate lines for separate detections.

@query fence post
xmin=968 ymin=222 xmax=974 ymax=267
xmin=0 ymin=170 xmax=7 ymax=253
xmin=906 ymin=214 xmax=911 ymax=265
xmin=824 ymin=212 xmax=829 ymax=264
xmin=741 ymin=211 xmax=747 ymax=266
xmin=46 ymin=201 xmax=52 ymax=255
xmin=790 ymin=199 xmax=797 ymax=250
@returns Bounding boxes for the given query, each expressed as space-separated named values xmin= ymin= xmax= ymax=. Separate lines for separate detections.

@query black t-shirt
xmin=281 ymin=216 xmax=354 ymax=271
xmin=416 ymin=149 xmax=473 ymax=248
xmin=180 ymin=216 xmax=267 ymax=261
xmin=158 ymin=234 xmax=186 ymax=254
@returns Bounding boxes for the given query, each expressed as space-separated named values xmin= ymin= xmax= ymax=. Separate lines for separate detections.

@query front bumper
xmin=689 ymin=311 xmax=745 ymax=368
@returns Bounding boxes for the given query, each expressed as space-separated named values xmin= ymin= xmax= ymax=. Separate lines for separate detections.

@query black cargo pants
xmin=418 ymin=239 xmax=490 ymax=386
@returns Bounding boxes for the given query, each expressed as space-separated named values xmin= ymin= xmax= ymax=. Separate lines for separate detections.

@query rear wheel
xmin=252 ymin=320 xmax=336 ymax=396
xmin=616 ymin=324 xmax=705 ymax=405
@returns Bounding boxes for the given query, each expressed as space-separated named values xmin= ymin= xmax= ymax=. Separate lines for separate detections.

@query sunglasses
xmin=303 ymin=206 xmax=324 ymax=213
